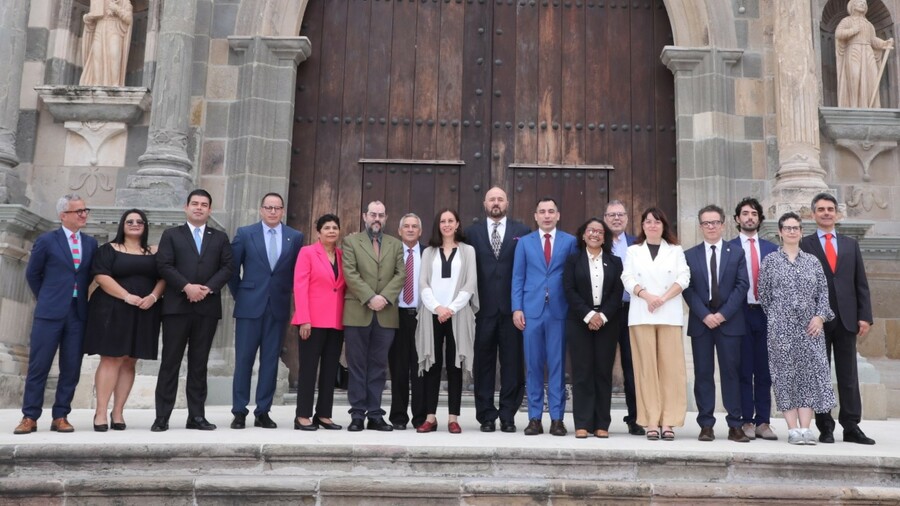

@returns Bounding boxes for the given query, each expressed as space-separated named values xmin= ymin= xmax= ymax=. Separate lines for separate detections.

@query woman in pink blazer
xmin=292 ymin=214 xmax=346 ymax=431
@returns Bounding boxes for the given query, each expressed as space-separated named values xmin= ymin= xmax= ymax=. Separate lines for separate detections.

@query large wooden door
xmin=289 ymin=0 xmax=675 ymax=238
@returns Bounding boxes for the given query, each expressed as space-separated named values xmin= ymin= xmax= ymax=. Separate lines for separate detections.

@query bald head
xmin=483 ymin=186 xmax=508 ymax=221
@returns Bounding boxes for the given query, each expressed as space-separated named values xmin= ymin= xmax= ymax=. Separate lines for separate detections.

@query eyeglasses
xmin=604 ymin=212 xmax=626 ymax=218
xmin=125 ymin=219 xmax=146 ymax=226
xmin=700 ymin=220 xmax=723 ymax=228
xmin=367 ymin=212 xmax=386 ymax=219
xmin=261 ymin=206 xmax=284 ymax=212
xmin=585 ymin=228 xmax=605 ymax=236
xmin=781 ymin=225 xmax=802 ymax=233
xmin=62 ymin=208 xmax=91 ymax=216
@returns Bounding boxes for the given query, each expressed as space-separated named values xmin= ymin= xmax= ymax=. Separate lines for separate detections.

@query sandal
xmin=646 ymin=429 xmax=660 ymax=441
xmin=662 ymin=430 xmax=675 ymax=441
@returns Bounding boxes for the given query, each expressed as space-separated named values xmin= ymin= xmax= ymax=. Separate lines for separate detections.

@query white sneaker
xmin=801 ymin=428 xmax=817 ymax=445
xmin=788 ymin=428 xmax=804 ymax=445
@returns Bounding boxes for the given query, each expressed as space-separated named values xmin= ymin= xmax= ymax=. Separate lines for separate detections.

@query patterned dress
xmin=758 ymin=248 xmax=836 ymax=413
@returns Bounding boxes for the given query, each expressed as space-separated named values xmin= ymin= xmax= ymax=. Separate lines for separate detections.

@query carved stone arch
xmin=662 ymin=0 xmax=737 ymax=48
xmin=234 ymin=0 xmax=310 ymax=37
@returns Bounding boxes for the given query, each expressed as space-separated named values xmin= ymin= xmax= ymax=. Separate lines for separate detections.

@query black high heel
xmin=313 ymin=415 xmax=342 ymax=430
xmin=110 ymin=411 xmax=126 ymax=431
xmin=93 ymin=415 xmax=108 ymax=432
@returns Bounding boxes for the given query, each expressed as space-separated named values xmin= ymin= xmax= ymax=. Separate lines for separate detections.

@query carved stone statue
xmin=80 ymin=0 xmax=134 ymax=87
xmin=835 ymin=0 xmax=894 ymax=108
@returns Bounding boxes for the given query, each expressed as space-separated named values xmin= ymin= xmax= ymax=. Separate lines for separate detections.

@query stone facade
xmin=0 ymin=0 xmax=897 ymax=417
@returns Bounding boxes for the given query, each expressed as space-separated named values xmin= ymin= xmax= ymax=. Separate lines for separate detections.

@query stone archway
xmin=234 ymin=0 xmax=311 ymax=37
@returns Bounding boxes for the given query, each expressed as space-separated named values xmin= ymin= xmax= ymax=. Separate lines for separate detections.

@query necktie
xmin=268 ymin=228 xmax=278 ymax=270
xmin=824 ymin=233 xmax=837 ymax=273
xmin=194 ymin=227 xmax=202 ymax=254
xmin=709 ymin=245 xmax=720 ymax=309
xmin=491 ymin=222 xmax=501 ymax=259
xmin=543 ymin=233 xmax=551 ymax=265
xmin=403 ymin=248 xmax=414 ymax=304
xmin=372 ymin=236 xmax=380 ymax=259
xmin=748 ymin=238 xmax=759 ymax=300
xmin=71 ymin=233 xmax=80 ymax=297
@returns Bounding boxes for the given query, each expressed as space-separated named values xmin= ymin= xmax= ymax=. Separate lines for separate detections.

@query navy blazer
xmin=228 ymin=222 xmax=304 ymax=321
xmin=464 ymin=219 xmax=530 ymax=317
xmin=25 ymin=228 xmax=98 ymax=321
xmin=726 ymin=235 xmax=776 ymax=300
xmin=511 ymin=229 xmax=578 ymax=319
xmin=800 ymin=232 xmax=872 ymax=332
xmin=156 ymin=224 xmax=234 ymax=318
xmin=563 ymin=249 xmax=624 ymax=323
xmin=683 ymin=240 xmax=749 ymax=337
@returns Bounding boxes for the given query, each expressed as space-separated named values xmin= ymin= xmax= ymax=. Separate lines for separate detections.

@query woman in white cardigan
xmin=621 ymin=207 xmax=690 ymax=441
xmin=415 ymin=209 xmax=479 ymax=434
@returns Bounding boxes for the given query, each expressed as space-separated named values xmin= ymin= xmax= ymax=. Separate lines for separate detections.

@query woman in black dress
xmin=84 ymin=209 xmax=164 ymax=431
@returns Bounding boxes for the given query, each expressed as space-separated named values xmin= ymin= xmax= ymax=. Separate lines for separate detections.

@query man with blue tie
xmin=15 ymin=194 xmax=98 ymax=434
xmin=683 ymin=204 xmax=750 ymax=443
xmin=512 ymin=197 xmax=577 ymax=436
xmin=228 ymin=193 xmax=303 ymax=429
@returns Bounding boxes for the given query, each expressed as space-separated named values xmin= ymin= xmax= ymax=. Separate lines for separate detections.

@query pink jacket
xmin=291 ymin=242 xmax=346 ymax=329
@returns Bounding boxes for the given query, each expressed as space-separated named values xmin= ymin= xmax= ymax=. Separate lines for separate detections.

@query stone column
xmin=0 ymin=0 xmax=31 ymax=205
xmin=118 ymin=0 xmax=198 ymax=208
xmin=770 ymin=0 xmax=829 ymax=214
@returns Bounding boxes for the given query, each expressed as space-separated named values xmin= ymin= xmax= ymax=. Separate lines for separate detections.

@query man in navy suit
xmin=800 ymin=193 xmax=875 ymax=445
xmin=683 ymin=204 xmax=750 ymax=443
xmin=729 ymin=197 xmax=778 ymax=441
xmin=603 ymin=199 xmax=644 ymax=436
xmin=512 ymin=197 xmax=577 ymax=436
xmin=228 ymin=192 xmax=303 ymax=430
xmin=15 ymin=194 xmax=98 ymax=434
xmin=152 ymin=189 xmax=234 ymax=432
xmin=466 ymin=187 xmax=530 ymax=433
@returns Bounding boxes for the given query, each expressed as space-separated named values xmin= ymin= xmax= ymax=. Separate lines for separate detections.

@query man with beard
xmin=342 ymin=201 xmax=406 ymax=431
xmin=465 ymin=187 xmax=530 ymax=432
xmin=728 ymin=197 xmax=778 ymax=441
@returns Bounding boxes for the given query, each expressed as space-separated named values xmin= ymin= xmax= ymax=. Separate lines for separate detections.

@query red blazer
xmin=291 ymin=242 xmax=346 ymax=329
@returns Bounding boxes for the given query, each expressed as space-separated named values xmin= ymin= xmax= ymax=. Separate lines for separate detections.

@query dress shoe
xmin=231 ymin=414 xmax=246 ymax=429
xmin=819 ymin=430 xmax=835 ymax=444
xmin=500 ymin=421 xmax=516 ymax=433
xmin=728 ymin=426 xmax=750 ymax=443
xmin=549 ymin=420 xmax=567 ymax=437
xmin=150 ymin=417 xmax=169 ymax=432
xmin=741 ymin=423 xmax=756 ymax=440
xmin=594 ymin=429 xmax=609 ymax=438
xmin=417 ymin=420 xmax=438 ymax=433
xmin=186 ymin=416 xmax=216 ymax=430
xmin=254 ymin=413 xmax=277 ymax=429
xmin=575 ymin=429 xmax=589 ymax=439
xmin=110 ymin=414 xmax=126 ymax=431
xmin=294 ymin=417 xmax=317 ymax=431
xmin=843 ymin=426 xmax=875 ymax=445
xmin=698 ymin=426 xmax=715 ymax=442
xmin=524 ymin=419 xmax=543 ymax=436
xmin=755 ymin=423 xmax=777 ymax=440
xmin=627 ymin=422 xmax=646 ymax=436
xmin=314 ymin=415 xmax=343 ymax=430
xmin=93 ymin=416 xmax=108 ymax=432
xmin=347 ymin=419 xmax=365 ymax=432
xmin=14 ymin=417 xmax=37 ymax=435
xmin=50 ymin=418 xmax=74 ymax=433
xmin=366 ymin=417 xmax=393 ymax=431
xmin=480 ymin=420 xmax=496 ymax=433
xmin=448 ymin=421 xmax=462 ymax=434
xmin=391 ymin=422 xmax=407 ymax=430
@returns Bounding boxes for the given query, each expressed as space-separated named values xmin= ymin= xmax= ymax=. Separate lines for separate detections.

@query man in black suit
xmin=152 ymin=189 xmax=234 ymax=432
xmin=800 ymin=193 xmax=875 ymax=445
xmin=465 ymin=186 xmax=530 ymax=433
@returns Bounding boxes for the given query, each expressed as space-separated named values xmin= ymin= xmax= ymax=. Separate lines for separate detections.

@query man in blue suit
xmin=729 ymin=197 xmax=778 ymax=441
xmin=228 ymin=193 xmax=303 ymax=429
xmin=683 ymin=204 xmax=750 ymax=443
xmin=15 ymin=194 xmax=98 ymax=434
xmin=512 ymin=197 xmax=577 ymax=436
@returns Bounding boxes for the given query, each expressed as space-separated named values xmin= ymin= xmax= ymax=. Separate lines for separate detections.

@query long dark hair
xmin=575 ymin=218 xmax=613 ymax=254
xmin=635 ymin=207 xmax=678 ymax=246
xmin=113 ymin=209 xmax=151 ymax=254
xmin=428 ymin=208 xmax=466 ymax=248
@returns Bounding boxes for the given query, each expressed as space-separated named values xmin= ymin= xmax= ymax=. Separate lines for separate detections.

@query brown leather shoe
xmin=50 ymin=418 xmax=74 ymax=433
xmin=728 ymin=426 xmax=750 ymax=442
xmin=698 ymin=426 xmax=715 ymax=441
xmin=523 ymin=418 xmax=543 ymax=436
xmin=549 ymin=419 xmax=567 ymax=436
xmin=594 ymin=429 xmax=609 ymax=438
xmin=575 ymin=429 xmax=589 ymax=439
xmin=14 ymin=417 xmax=37 ymax=434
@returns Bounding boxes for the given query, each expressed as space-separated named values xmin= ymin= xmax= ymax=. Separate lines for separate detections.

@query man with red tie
xmin=800 ymin=193 xmax=874 ymax=445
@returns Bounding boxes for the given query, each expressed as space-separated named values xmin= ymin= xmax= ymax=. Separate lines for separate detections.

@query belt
xmin=399 ymin=307 xmax=418 ymax=316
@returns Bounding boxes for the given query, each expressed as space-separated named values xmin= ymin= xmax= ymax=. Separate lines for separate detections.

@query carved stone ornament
xmin=835 ymin=0 xmax=894 ymax=108
xmin=148 ymin=129 xmax=188 ymax=150
xmin=64 ymin=120 xmax=126 ymax=167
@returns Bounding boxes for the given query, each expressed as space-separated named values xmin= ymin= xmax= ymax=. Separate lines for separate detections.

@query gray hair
xmin=605 ymin=199 xmax=628 ymax=213
xmin=398 ymin=213 xmax=422 ymax=230
xmin=56 ymin=194 xmax=84 ymax=214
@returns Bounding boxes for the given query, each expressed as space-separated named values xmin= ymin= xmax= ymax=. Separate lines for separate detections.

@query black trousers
xmin=568 ymin=316 xmax=618 ymax=431
xmin=296 ymin=327 xmax=344 ymax=418
xmin=472 ymin=312 xmax=525 ymax=424
xmin=155 ymin=314 xmax=219 ymax=419
xmin=423 ymin=316 xmax=462 ymax=416
xmin=617 ymin=302 xmax=638 ymax=424
xmin=816 ymin=316 xmax=863 ymax=432
xmin=388 ymin=309 xmax=426 ymax=427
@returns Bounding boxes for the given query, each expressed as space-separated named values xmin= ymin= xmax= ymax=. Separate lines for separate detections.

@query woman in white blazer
xmin=621 ymin=207 xmax=690 ymax=441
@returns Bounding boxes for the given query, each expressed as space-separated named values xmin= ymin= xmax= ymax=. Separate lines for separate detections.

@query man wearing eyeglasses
xmin=341 ymin=201 xmax=406 ymax=431
xmin=682 ymin=204 xmax=750 ymax=443
xmin=15 ymin=194 xmax=98 ymax=434
xmin=227 ymin=193 xmax=303 ymax=430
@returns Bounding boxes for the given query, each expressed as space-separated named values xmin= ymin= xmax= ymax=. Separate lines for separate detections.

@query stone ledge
xmin=34 ymin=86 xmax=151 ymax=124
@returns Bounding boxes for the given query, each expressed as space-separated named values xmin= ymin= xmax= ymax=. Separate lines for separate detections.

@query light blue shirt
xmin=611 ymin=232 xmax=630 ymax=302
xmin=263 ymin=222 xmax=283 ymax=260
xmin=817 ymin=229 xmax=839 ymax=255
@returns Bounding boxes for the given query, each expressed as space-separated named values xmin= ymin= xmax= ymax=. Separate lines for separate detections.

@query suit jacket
xmin=341 ymin=231 xmax=406 ymax=328
xmin=726 ymin=235 xmax=776 ymax=301
xmin=800 ymin=232 xmax=873 ymax=333
xmin=682 ymin=241 xmax=749 ymax=337
xmin=563 ymin=249 xmax=624 ymax=324
xmin=156 ymin=224 xmax=234 ymax=318
xmin=511 ymin=229 xmax=577 ymax=319
xmin=228 ymin=222 xmax=303 ymax=320
xmin=464 ymin=218 xmax=530 ymax=317
xmin=291 ymin=241 xmax=346 ymax=329
xmin=25 ymin=228 xmax=98 ymax=321
xmin=621 ymin=240 xmax=690 ymax=326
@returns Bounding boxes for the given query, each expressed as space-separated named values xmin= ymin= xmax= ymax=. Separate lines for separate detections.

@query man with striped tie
xmin=16 ymin=194 xmax=98 ymax=434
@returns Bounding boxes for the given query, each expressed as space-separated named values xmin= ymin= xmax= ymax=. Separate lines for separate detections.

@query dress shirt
xmin=263 ymin=222 xmax=283 ymax=260
xmin=582 ymin=250 xmax=609 ymax=325
xmin=541 ymin=228 xmax=557 ymax=252
xmin=611 ymin=232 xmax=630 ymax=302
xmin=487 ymin=215 xmax=507 ymax=241
xmin=421 ymin=249 xmax=472 ymax=313
xmin=817 ymin=229 xmax=839 ymax=255
xmin=705 ymin=239 xmax=723 ymax=303
xmin=739 ymin=232 xmax=760 ymax=304
xmin=399 ymin=242 xmax=421 ymax=309
xmin=187 ymin=223 xmax=207 ymax=241
xmin=62 ymin=226 xmax=81 ymax=254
